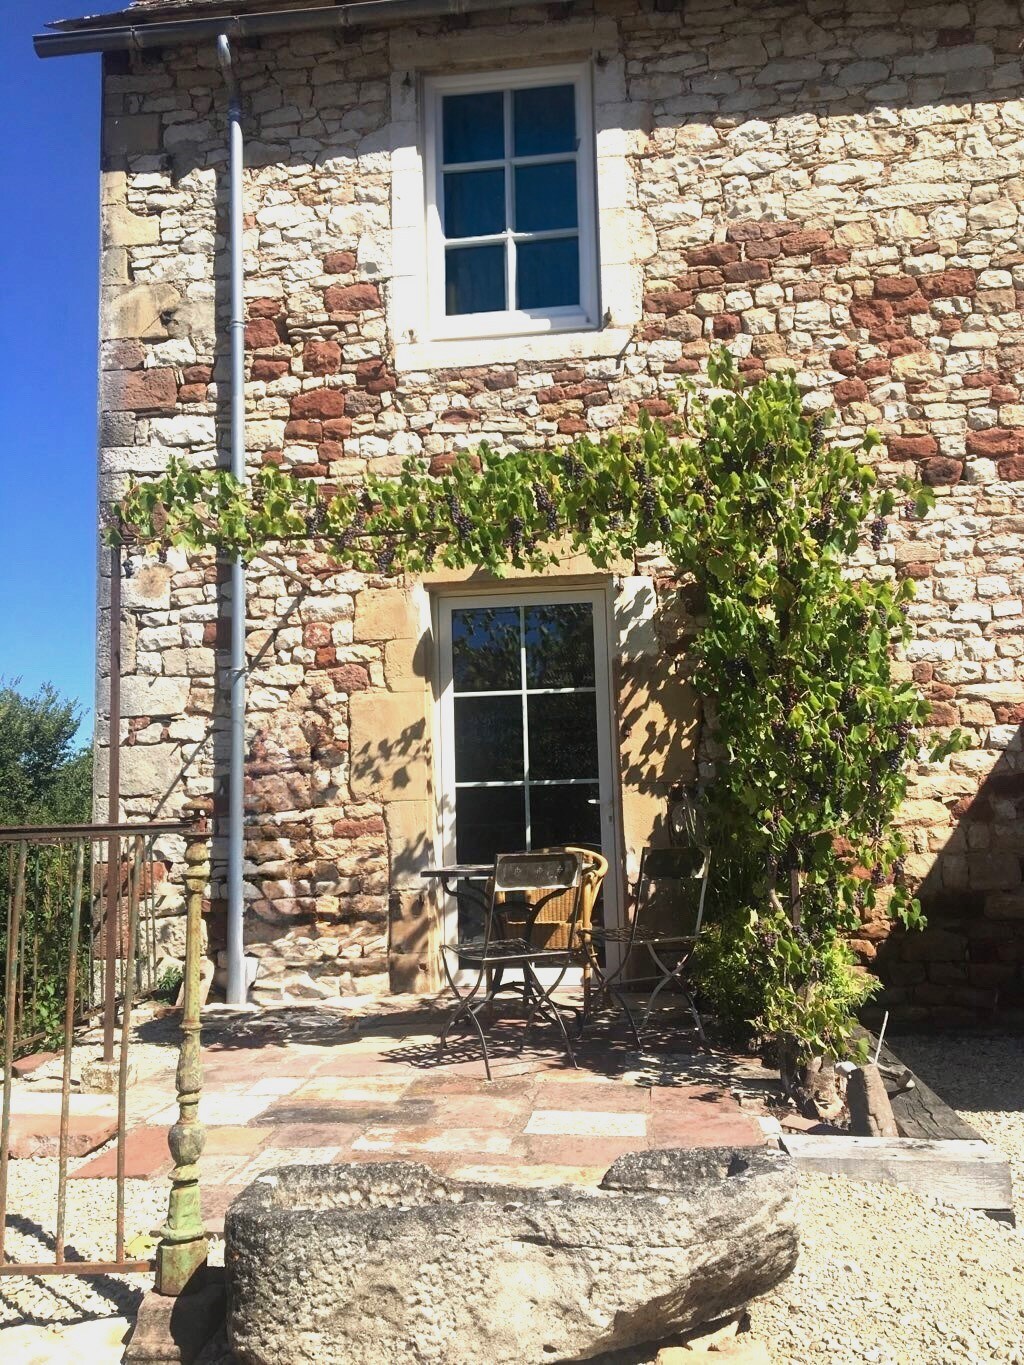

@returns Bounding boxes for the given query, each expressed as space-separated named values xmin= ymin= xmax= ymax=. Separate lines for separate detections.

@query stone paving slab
xmin=7 ymin=1112 xmax=119 ymax=1160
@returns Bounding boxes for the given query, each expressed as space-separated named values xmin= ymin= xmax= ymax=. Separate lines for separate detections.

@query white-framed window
xmin=423 ymin=64 xmax=599 ymax=343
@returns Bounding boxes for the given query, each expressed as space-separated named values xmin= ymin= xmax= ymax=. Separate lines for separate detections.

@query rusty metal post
xmin=155 ymin=808 xmax=209 ymax=1294
xmin=0 ymin=843 xmax=27 ymax=1266
xmin=55 ymin=841 xmax=86 ymax=1262
xmin=104 ymin=544 xmax=123 ymax=1064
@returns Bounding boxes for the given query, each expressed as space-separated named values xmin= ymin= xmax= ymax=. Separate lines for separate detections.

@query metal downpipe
xmin=218 ymin=34 xmax=248 ymax=1006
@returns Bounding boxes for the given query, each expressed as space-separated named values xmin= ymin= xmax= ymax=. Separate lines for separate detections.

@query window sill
xmin=394 ymin=326 xmax=633 ymax=375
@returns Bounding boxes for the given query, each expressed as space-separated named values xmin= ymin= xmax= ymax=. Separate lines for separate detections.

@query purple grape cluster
xmin=870 ymin=518 xmax=887 ymax=551
xmin=532 ymin=482 xmax=559 ymax=533
xmin=445 ymin=489 xmax=473 ymax=537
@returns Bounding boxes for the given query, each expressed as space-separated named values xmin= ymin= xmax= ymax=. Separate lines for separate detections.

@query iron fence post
xmin=155 ymin=806 xmax=209 ymax=1295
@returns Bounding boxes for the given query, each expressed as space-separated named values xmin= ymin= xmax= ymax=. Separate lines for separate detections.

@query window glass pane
xmin=444 ymin=168 xmax=506 ymax=239
xmin=514 ymin=162 xmax=577 ymax=233
xmin=528 ymin=693 xmax=598 ymax=781
xmin=446 ymin=244 xmax=507 ymax=316
xmin=516 ymin=237 xmax=579 ymax=310
xmin=530 ymin=783 xmax=601 ymax=852
xmin=452 ymin=607 xmax=521 ymax=691
xmin=513 ymin=84 xmax=576 ymax=157
xmin=455 ymin=696 xmax=522 ymax=782
xmin=524 ymin=603 xmax=595 ymax=689
xmin=443 ymin=91 xmax=504 ymax=164
xmin=455 ymin=786 xmax=526 ymax=865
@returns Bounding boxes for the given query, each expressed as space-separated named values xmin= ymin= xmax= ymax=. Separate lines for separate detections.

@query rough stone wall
xmin=96 ymin=0 xmax=1024 ymax=1023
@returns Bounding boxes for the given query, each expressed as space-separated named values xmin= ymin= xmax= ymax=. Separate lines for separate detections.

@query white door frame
xmin=435 ymin=585 xmax=623 ymax=957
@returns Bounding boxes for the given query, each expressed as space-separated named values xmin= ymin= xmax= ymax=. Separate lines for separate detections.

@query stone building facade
xmin=85 ymin=0 xmax=1024 ymax=1025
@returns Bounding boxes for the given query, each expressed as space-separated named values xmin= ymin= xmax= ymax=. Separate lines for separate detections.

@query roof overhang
xmin=35 ymin=0 xmax=539 ymax=58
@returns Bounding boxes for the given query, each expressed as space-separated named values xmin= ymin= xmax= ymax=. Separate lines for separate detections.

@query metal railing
xmin=0 ymin=819 xmax=204 ymax=1284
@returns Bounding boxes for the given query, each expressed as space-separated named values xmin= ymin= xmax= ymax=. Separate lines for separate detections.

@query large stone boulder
xmin=225 ymin=1148 xmax=798 ymax=1364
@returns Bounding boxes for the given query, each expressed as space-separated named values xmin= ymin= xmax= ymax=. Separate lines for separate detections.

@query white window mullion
xmin=503 ymin=88 xmax=516 ymax=315
xmin=519 ymin=604 xmax=532 ymax=849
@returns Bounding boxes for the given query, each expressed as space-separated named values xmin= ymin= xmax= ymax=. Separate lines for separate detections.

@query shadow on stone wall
xmin=869 ymin=726 xmax=1024 ymax=1032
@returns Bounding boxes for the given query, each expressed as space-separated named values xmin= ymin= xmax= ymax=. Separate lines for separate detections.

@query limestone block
xmin=103 ymin=114 xmax=162 ymax=157
xmin=353 ymin=588 xmax=418 ymax=642
xmin=103 ymin=201 xmax=160 ymax=247
xmin=120 ymin=676 xmax=190 ymax=719
xmin=618 ymin=655 xmax=699 ymax=791
xmin=225 ymin=1149 xmax=798 ymax=1365
xmin=121 ymin=562 xmax=172 ymax=611
xmin=349 ymin=691 xmax=429 ymax=801
xmin=104 ymin=283 xmax=182 ymax=341
xmin=383 ymin=632 xmax=432 ymax=692
xmin=384 ymin=799 xmax=433 ymax=888
xmin=119 ymin=744 xmax=182 ymax=800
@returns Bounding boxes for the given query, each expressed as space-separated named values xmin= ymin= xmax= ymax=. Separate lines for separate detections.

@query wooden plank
xmin=875 ymin=1040 xmax=983 ymax=1143
xmin=781 ymin=1134 xmax=1013 ymax=1213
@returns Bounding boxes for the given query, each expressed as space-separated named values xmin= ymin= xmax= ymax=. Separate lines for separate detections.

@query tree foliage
xmin=0 ymin=680 xmax=92 ymax=826
xmin=112 ymin=350 xmax=966 ymax=1063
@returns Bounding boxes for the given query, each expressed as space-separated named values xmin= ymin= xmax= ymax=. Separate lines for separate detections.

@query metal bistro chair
xmin=580 ymin=844 xmax=711 ymax=1047
xmin=438 ymin=850 xmax=584 ymax=1081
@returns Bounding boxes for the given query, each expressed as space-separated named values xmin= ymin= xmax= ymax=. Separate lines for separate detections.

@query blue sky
xmin=0 ymin=1 xmax=123 ymax=730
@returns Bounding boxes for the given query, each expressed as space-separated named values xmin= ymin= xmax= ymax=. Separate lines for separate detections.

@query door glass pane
xmin=455 ymin=696 xmax=522 ymax=782
xmin=513 ymin=85 xmax=576 ymax=156
xmin=530 ymin=782 xmax=601 ymax=852
xmin=452 ymin=607 xmax=521 ymax=691
xmin=444 ymin=168 xmax=506 ymax=239
xmin=528 ymin=693 xmax=599 ymax=780
xmin=446 ymin=244 xmax=507 ymax=315
xmin=517 ymin=237 xmax=579 ymax=310
xmin=514 ymin=162 xmax=577 ymax=232
xmin=443 ymin=91 xmax=504 ymax=164
xmin=525 ymin=603 xmax=595 ymax=688
xmin=455 ymin=786 xmax=526 ymax=863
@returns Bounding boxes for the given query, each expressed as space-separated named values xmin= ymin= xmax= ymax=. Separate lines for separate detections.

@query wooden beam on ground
xmin=874 ymin=1040 xmax=983 ymax=1143
xmin=780 ymin=1134 xmax=1013 ymax=1215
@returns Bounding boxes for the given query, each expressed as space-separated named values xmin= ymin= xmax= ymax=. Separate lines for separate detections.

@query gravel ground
xmin=749 ymin=1033 xmax=1024 ymax=1364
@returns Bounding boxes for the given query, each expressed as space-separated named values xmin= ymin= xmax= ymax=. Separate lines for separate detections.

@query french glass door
xmin=437 ymin=589 xmax=619 ymax=950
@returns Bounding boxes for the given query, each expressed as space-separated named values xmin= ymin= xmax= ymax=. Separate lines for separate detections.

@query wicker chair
xmin=494 ymin=845 xmax=608 ymax=1009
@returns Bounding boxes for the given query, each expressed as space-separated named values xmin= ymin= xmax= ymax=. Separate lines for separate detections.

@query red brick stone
xmin=251 ymin=358 xmax=290 ymax=381
xmin=967 ymin=427 xmax=1023 ymax=457
xmin=927 ymin=701 xmax=960 ymax=726
xmin=686 ymin=242 xmax=739 ymax=266
xmin=291 ymin=388 xmax=346 ymax=421
xmin=10 ymin=1112 xmax=118 ymax=1160
xmin=874 ymin=274 xmax=919 ymax=299
xmin=643 ymin=289 xmax=693 ymax=315
xmin=245 ymin=317 xmax=282 ymax=349
xmin=834 ymin=378 xmax=869 ymax=404
xmin=105 ymin=366 xmax=177 ymax=413
xmin=918 ymin=268 xmax=977 ymax=299
xmin=332 ymin=816 xmax=385 ymax=837
xmin=304 ymin=340 xmax=342 ymax=375
xmin=849 ymin=299 xmax=905 ymax=341
xmin=284 ymin=419 xmax=322 ymax=442
xmin=303 ymin=623 xmax=331 ymax=647
xmin=11 ymin=1050 xmax=59 ymax=1077
xmin=70 ymin=1126 xmax=171 ymax=1179
xmin=318 ymin=440 xmax=345 ymax=462
xmin=920 ymin=457 xmax=964 ymax=486
xmin=323 ymin=250 xmax=357 ymax=274
xmin=314 ymin=646 xmax=337 ymax=667
xmin=325 ymin=282 xmax=382 ymax=312
xmin=963 ymin=368 xmax=1001 ymax=389
xmin=355 ymin=358 xmax=397 ymax=393
xmin=248 ymin=298 xmax=283 ymax=319
xmin=887 ymin=434 xmax=939 ymax=460
xmin=484 ymin=370 xmax=516 ymax=391
xmin=725 ymin=221 xmax=763 ymax=242
xmin=791 ymin=282 xmax=822 ymax=302
xmin=998 ymin=457 xmax=1024 ymax=480
xmin=891 ymin=291 xmax=929 ymax=317
xmin=558 ymin=416 xmax=589 ymax=434
xmin=780 ymin=228 xmax=831 ymax=255
xmin=178 ymin=382 xmax=207 ymax=402
xmin=899 ymin=562 xmax=936 ymax=579
xmin=912 ymin=663 xmax=933 ymax=683
xmin=830 ymin=347 xmax=857 ymax=375
xmin=183 ymin=364 xmax=213 ymax=384
xmin=322 ymin=417 xmax=353 ymax=438
xmin=713 ymin=313 xmax=742 ymax=339
xmin=858 ymin=358 xmax=890 ymax=380
xmin=887 ymin=337 xmax=924 ymax=356
xmin=745 ymin=238 xmax=781 ymax=260
xmin=722 ymin=260 xmax=769 ymax=283
xmin=813 ymin=247 xmax=850 ymax=265
xmin=329 ymin=663 xmax=370 ymax=692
